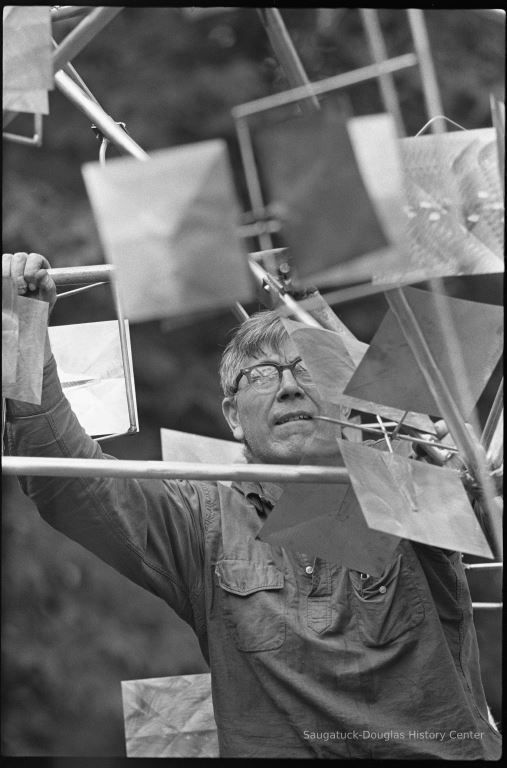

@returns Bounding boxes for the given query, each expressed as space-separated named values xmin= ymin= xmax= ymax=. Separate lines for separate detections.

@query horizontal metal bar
xmin=2 ymin=456 xmax=350 ymax=484
xmin=2 ymin=113 xmax=43 ymax=146
xmin=464 ymin=562 xmax=503 ymax=570
xmin=49 ymin=264 xmax=114 ymax=285
xmin=471 ymin=603 xmax=503 ymax=610
xmin=232 ymin=53 xmax=418 ymax=119
xmin=53 ymin=7 xmax=123 ymax=74
xmin=238 ymin=220 xmax=281 ymax=238
xmin=54 ymin=70 xmax=149 ymax=160
xmin=320 ymin=278 xmax=429 ymax=307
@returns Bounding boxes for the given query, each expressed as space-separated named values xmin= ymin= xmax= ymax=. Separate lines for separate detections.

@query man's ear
xmin=222 ymin=396 xmax=245 ymax=442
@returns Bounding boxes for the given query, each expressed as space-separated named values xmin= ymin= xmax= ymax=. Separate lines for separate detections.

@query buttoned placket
xmin=296 ymin=553 xmax=333 ymax=634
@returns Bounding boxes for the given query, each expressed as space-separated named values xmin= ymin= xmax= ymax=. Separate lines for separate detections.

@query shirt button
xmin=379 ymin=585 xmax=387 ymax=594
xmin=305 ymin=565 xmax=314 ymax=575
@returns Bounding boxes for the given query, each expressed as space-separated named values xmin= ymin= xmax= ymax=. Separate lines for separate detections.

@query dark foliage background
xmin=2 ymin=7 xmax=504 ymax=760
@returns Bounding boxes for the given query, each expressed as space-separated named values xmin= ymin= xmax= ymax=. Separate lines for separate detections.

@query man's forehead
xmin=245 ymin=338 xmax=299 ymax=366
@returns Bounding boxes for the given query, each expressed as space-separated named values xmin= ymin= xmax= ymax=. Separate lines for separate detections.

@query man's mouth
xmin=275 ymin=413 xmax=314 ymax=426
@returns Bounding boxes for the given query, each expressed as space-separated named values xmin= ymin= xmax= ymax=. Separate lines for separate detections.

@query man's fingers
xmin=2 ymin=251 xmax=56 ymax=311
xmin=11 ymin=252 xmax=29 ymax=292
xmin=25 ymin=252 xmax=50 ymax=291
xmin=2 ymin=253 xmax=13 ymax=277
xmin=434 ymin=420 xmax=448 ymax=439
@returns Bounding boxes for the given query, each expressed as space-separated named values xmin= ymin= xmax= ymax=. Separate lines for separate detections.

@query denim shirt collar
xmin=231 ymin=480 xmax=284 ymax=516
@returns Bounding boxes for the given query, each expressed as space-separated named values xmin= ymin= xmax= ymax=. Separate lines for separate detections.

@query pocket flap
xmin=215 ymin=559 xmax=284 ymax=596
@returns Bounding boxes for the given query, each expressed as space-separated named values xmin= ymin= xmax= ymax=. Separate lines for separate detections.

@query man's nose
xmin=276 ymin=368 xmax=305 ymax=400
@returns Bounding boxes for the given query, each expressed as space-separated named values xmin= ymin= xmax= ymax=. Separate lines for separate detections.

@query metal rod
xmin=48 ymin=264 xmax=115 ymax=285
xmin=257 ymin=9 xmax=320 ymax=113
xmin=464 ymin=562 xmax=503 ymax=570
xmin=110 ymin=280 xmax=138 ymax=434
xmin=471 ymin=603 xmax=503 ymax=610
xmin=52 ymin=7 xmax=124 ymax=73
xmin=238 ymin=220 xmax=281 ymax=238
xmin=235 ymin=117 xmax=273 ymax=251
xmin=248 ymin=258 xmax=322 ymax=328
xmin=52 ymin=38 xmax=102 ymax=106
xmin=481 ymin=378 xmax=503 ymax=453
xmin=232 ymin=54 xmax=418 ymax=119
xmin=385 ymin=287 xmax=502 ymax=559
xmin=490 ymin=94 xmax=505 ymax=197
xmin=56 ymin=282 xmax=106 ymax=299
xmin=485 ymin=416 xmax=503 ymax=473
xmin=1 ymin=398 xmax=6 ymax=457
xmin=2 ymin=113 xmax=43 ymax=147
xmin=320 ymin=279 xmax=415 ymax=307
xmin=54 ymin=70 xmax=149 ymax=160
xmin=314 ymin=415 xmax=458 ymax=453
xmin=232 ymin=302 xmax=250 ymax=322
xmin=406 ymin=9 xmax=445 ymax=133
xmin=359 ymin=9 xmax=406 ymax=136
xmin=426 ymin=276 xmax=484 ymax=469
xmin=1 ymin=456 xmax=350 ymax=483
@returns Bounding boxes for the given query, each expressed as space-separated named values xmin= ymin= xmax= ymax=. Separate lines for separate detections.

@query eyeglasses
xmin=232 ymin=357 xmax=314 ymax=394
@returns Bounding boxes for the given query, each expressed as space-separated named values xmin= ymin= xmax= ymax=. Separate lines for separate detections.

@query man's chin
xmin=245 ymin=437 xmax=327 ymax=465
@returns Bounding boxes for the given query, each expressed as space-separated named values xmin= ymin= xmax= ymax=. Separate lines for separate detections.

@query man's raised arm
xmin=3 ymin=252 xmax=205 ymax=626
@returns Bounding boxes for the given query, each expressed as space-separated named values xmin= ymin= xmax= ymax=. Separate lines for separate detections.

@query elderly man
xmin=3 ymin=251 xmax=501 ymax=759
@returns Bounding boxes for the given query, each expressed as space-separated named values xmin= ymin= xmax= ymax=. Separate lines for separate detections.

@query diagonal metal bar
xmin=406 ymin=9 xmax=445 ymax=133
xmin=359 ymin=8 xmax=406 ymax=136
xmin=385 ymin=288 xmax=502 ymax=559
xmin=257 ymin=9 xmax=320 ymax=113
xmin=248 ymin=257 xmax=322 ymax=328
xmin=481 ymin=378 xmax=503 ymax=454
xmin=1 ymin=456 xmax=350 ymax=484
xmin=490 ymin=94 xmax=505 ymax=197
xmin=54 ymin=70 xmax=149 ymax=159
xmin=52 ymin=7 xmax=124 ymax=73
xmin=52 ymin=38 xmax=102 ymax=106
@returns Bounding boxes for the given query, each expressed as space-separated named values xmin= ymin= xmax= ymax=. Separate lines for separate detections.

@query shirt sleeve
xmin=5 ymin=354 xmax=206 ymax=627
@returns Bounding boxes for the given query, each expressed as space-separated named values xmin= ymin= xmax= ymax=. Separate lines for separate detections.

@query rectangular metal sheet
xmin=344 ymin=286 xmax=504 ymax=419
xmin=122 ymin=673 xmax=218 ymax=758
xmin=82 ymin=140 xmax=254 ymax=322
xmin=49 ymin=320 xmax=138 ymax=437
xmin=338 ymin=438 xmax=492 ymax=558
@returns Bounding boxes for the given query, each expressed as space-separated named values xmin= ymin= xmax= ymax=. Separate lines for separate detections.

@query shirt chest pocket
xmin=215 ymin=559 xmax=286 ymax=652
xmin=349 ymin=553 xmax=425 ymax=647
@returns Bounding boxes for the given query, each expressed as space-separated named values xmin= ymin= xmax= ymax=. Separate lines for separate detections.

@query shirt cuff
xmin=6 ymin=354 xmax=65 ymax=418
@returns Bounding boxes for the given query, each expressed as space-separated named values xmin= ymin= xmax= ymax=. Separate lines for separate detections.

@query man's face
xmin=222 ymin=340 xmax=335 ymax=464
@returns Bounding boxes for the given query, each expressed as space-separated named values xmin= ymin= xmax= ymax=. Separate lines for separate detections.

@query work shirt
xmin=6 ymin=355 xmax=502 ymax=759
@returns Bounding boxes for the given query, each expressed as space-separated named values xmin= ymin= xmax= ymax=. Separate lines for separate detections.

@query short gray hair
xmin=219 ymin=310 xmax=289 ymax=396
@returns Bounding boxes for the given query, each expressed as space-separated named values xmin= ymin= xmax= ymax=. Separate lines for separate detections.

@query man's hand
xmin=3 ymin=252 xmax=56 ymax=366
xmin=2 ymin=251 xmax=57 ymax=313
